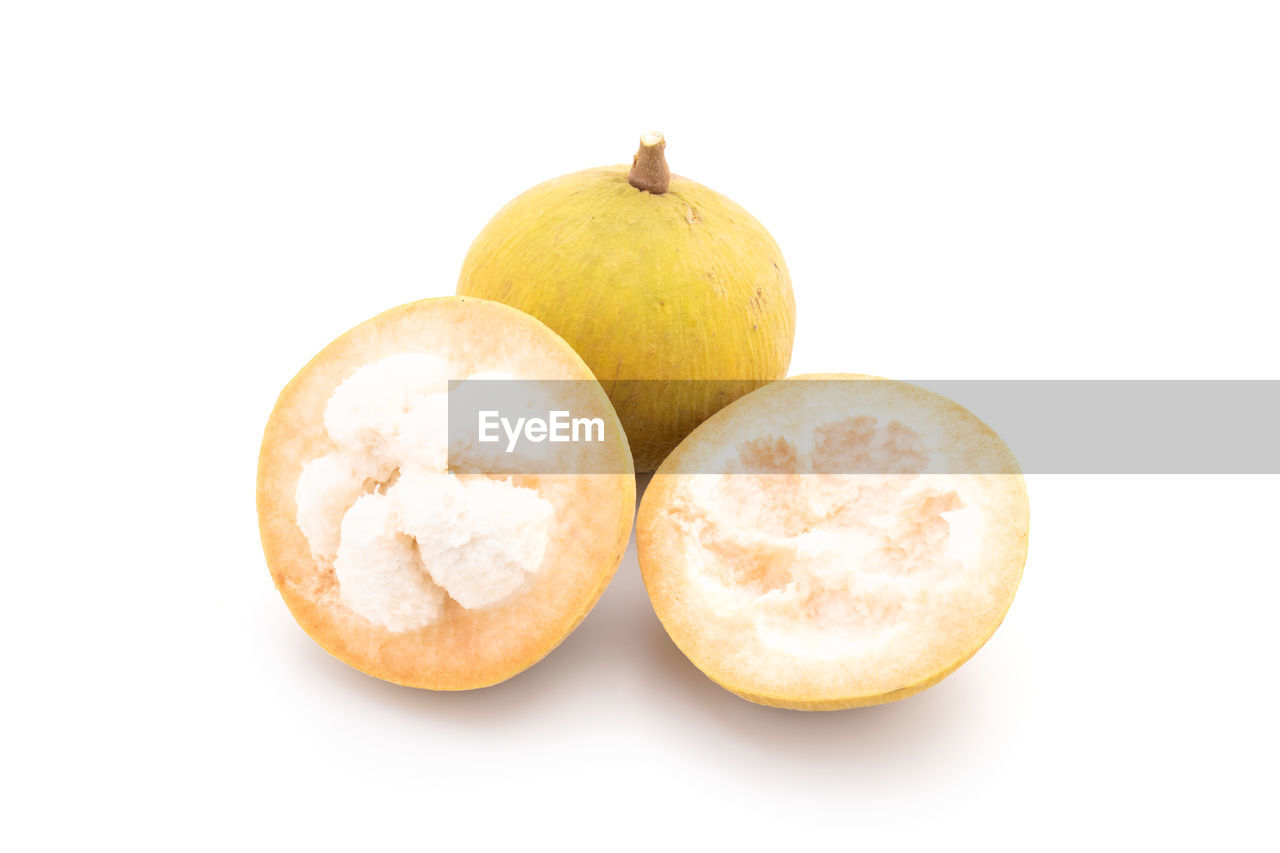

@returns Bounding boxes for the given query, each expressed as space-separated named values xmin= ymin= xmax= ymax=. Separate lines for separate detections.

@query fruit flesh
xmin=458 ymin=164 xmax=795 ymax=471
xmin=295 ymin=353 xmax=556 ymax=631
xmin=637 ymin=375 xmax=1028 ymax=710
xmin=257 ymin=297 xmax=635 ymax=689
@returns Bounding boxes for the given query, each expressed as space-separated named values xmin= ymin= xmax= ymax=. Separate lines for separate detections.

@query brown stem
xmin=628 ymin=132 xmax=670 ymax=194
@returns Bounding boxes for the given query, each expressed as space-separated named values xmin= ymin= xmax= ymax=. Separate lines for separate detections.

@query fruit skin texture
xmin=257 ymin=297 xmax=635 ymax=690
xmin=637 ymin=374 xmax=1029 ymax=711
xmin=457 ymin=164 xmax=795 ymax=472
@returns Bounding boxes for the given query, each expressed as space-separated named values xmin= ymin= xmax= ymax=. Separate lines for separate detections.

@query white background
xmin=3 ymin=2 xmax=1277 ymax=849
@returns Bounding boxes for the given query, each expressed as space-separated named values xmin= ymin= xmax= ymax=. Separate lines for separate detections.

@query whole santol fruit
xmin=458 ymin=133 xmax=795 ymax=471
xmin=257 ymin=297 xmax=635 ymax=689
xmin=637 ymin=375 xmax=1029 ymax=710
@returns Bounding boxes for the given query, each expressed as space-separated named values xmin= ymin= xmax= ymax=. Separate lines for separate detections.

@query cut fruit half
xmin=257 ymin=297 xmax=635 ymax=689
xmin=637 ymin=374 xmax=1028 ymax=710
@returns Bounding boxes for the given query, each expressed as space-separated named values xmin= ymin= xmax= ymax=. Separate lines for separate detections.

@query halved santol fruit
xmin=257 ymin=297 xmax=635 ymax=689
xmin=457 ymin=132 xmax=795 ymax=472
xmin=637 ymin=375 xmax=1028 ymax=710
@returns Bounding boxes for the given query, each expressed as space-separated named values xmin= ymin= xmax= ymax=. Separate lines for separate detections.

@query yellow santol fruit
xmin=257 ymin=297 xmax=635 ymax=689
xmin=638 ymin=375 xmax=1029 ymax=710
xmin=458 ymin=133 xmax=796 ymax=472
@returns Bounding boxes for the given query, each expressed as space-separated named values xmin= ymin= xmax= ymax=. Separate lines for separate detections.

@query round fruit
xmin=257 ymin=297 xmax=635 ymax=689
xmin=457 ymin=133 xmax=796 ymax=472
xmin=637 ymin=375 xmax=1029 ymax=710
